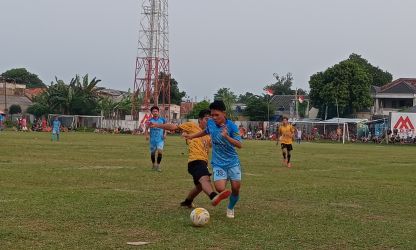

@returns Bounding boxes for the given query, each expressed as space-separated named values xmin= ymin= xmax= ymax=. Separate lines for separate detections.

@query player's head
xmin=209 ymin=100 xmax=226 ymax=125
xmin=197 ymin=109 xmax=211 ymax=129
xmin=282 ymin=116 xmax=289 ymax=125
xmin=54 ymin=115 xmax=58 ymax=120
xmin=150 ymin=106 xmax=159 ymax=117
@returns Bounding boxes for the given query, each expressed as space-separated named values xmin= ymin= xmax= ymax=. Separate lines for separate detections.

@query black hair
xmin=209 ymin=100 xmax=226 ymax=111
xmin=282 ymin=116 xmax=289 ymax=121
xmin=150 ymin=106 xmax=159 ymax=112
xmin=198 ymin=109 xmax=211 ymax=119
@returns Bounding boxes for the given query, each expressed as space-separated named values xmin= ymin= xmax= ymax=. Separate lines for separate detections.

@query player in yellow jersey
xmin=277 ymin=117 xmax=295 ymax=168
xmin=149 ymin=109 xmax=231 ymax=208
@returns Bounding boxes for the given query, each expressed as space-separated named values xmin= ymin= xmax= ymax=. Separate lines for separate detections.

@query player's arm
xmin=183 ymin=130 xmax=207 ymax=140
xmin=144 ymin=124 xmax=149 ymax=140
xmin=163 ymin=119 xmax=168 ymax=138
xmin=150 ymin=123 xmax=179 ymax=131
xmin=222 ymin=126 xmax=242 ymax=149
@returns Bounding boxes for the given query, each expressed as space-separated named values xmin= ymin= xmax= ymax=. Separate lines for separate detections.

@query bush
xmin=9 ymin=104 xmax=22 ymax=115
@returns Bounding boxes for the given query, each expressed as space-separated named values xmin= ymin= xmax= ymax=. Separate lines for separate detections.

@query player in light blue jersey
xmin=184 ymin=100 xmax=242 ymax=218
xmin=145 ymin=106 xmax=167 ymax=172
xmin=51 ymin=116 xmax=61 ymax=141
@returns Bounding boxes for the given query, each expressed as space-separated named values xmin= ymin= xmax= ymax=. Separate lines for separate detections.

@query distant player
xmin=52 ymin=116 xmax=61 ymax=141
xmin=296 ymin=125 xmax=302 ymax=144
xmin=149 ymin=109 xmax=231 ymax=208
xmin=277 ymin=117 xmax=295 ymax=168
xmin=185 ymin=100 xmax=243 ymax=219
xmin=145 ymin=106 xmax=167 ymax=172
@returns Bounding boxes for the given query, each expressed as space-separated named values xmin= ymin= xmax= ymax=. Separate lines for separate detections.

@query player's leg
xmin=226 ymin=166 xmax=242 ymax=218
xmin=212 ymin=167 xmax=228 ymax=192
xmin=287 ymin=144 xmax=293 ymax=168
xmin=180 ymin=184 xmax=202 ymax=208
xmin=198 ymin=175 xmax=231 ymax=206
xmin=281 ymin=145 xmax=288 ymax=166
xmin=150 ymin=144 xmax=157 ymax=170
xmin=56 ymin=132 xmax=60 ymax=141
xmin=155 ymin=142 xmax=164 ymax=171
xmin=189 ymin=161 xmax=231 ymax=206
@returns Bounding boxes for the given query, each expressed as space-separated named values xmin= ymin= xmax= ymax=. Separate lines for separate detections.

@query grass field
xmin=1 ymin=131 xmax=415 ymax=249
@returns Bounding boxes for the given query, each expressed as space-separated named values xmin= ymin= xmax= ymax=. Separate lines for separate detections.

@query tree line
xmin=3 ymin=53 xmax=393 ymax=120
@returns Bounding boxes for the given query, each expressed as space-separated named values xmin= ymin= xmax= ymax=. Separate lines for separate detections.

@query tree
xmin=27 ymin=74 xmax=103 ymax=116
xmin=348 ymin=53 xmax=393 ymax=86
xmin=26 ymin=103 xmax=49 ymax=118
xmin=1 ymin=68 xmax=45 ymax=88
xmin=264 ymin=73 xmax=294 ymax=95
xmin=244 ymin=95 xmax=268 ymax=121
xmin=309 ymin=58 xmax=374 ymax=119
xmin=170 ymin=78 xmax=186 ymax=105
xmin=214 ymin=88 xmax=237 ymax=120
xmin=187 ymin=100 xmax=210 ymax=119
xmin=237 ymin=92 xmax=256 ymax=104
xmin=157 ymin=75 xmax=186 ymax=105
xmin=9 ymin=104 xmax=22 ymax=115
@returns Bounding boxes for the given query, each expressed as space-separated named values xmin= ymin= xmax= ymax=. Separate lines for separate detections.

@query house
xmin=180 ymin=101 xmax=196 ymax=118
xmin=25 ymin=87 xmax=46 ymax=101
xmin=371 ymin=78 xmax=416 ymax=115
xmin=0 ymin=80 xmax=33 ymax=112
xmin=97 ymin=88 xmax=128 ymax=102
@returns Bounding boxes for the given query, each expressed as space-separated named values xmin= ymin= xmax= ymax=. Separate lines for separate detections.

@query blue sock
xmin=228 ymin=194 xmax=239 ymax=210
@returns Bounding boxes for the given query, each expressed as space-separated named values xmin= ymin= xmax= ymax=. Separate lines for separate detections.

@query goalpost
xmin=47 ymin=114 xmax=76 ymax=129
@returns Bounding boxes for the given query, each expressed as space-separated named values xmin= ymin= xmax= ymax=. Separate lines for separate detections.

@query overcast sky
xmin=1 ymin=0 xmax=415 ymax=101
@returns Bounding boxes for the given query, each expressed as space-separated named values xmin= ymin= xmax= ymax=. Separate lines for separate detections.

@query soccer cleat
xmin=211 ymin=190 xmax=232 ymax=206
xmin=156 ymin=165 xmax=162 ymax=172
xmin=180 ymin=201 xmax=195 ymax=208
xmin=152 ymin=163 xmax=157 ymax=170
xmin=287 ymin=163 xmax=292 ymax=168
xmin=226 ymin=208 xmax=235 ymax=219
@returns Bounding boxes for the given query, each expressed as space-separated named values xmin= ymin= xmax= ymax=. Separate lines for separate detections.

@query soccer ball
xmin=190 ymin=207 xmax=210 ymax=227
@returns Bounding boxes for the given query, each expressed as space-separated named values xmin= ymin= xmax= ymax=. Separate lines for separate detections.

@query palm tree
xmin=214 ymin=88 xmax=237 ymax=120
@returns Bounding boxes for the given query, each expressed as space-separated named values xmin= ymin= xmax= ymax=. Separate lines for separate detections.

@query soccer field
xmin=1 ymin=132 xmax=415 ymax=249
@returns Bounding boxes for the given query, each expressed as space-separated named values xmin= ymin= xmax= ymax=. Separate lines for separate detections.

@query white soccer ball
xmin=190 ymin=207 xmax=210 ymax=227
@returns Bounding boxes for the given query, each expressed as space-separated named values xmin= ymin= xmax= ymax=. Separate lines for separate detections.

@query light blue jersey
xmin=149 ymin=117 xmax=166 ymax=152
xmin=205 ymin=119 xmax=241 ymax=170
xmin=52 ymin=120 xmax=61 ymax=134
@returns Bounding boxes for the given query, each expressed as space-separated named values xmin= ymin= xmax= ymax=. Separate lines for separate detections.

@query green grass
xmin=0 ymin=131 xmax=415 ymax=249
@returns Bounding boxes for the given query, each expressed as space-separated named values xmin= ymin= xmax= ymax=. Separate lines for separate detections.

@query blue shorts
xmin=150 ymin=141 xmax=164 ymax=153
xmin=52 ymin=129 xmax=60 ymax=134
xmin=212 ymin=165 xmax=242 ymax=181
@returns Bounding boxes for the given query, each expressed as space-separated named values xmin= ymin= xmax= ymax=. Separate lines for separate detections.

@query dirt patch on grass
xmin=329 ymin=202 xmax=362 ymax=209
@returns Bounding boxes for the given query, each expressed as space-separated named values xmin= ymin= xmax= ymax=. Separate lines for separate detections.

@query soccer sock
xmin=209 ymin=192 xmax=217 ymax=200
xmin=151 ymin=153 xmax=156 ymax=163
xmin=287 ymin=152 xmax=291 ymax=163
xmin=282 ymin=152 xmax=286 ymax=159
xmin=227 ymin=194 xmax=240 ymax=210
xmin=157 ymin=153 xmax=162 ymax=164
xmin=184 ymin=198 xmax=193 ymax=204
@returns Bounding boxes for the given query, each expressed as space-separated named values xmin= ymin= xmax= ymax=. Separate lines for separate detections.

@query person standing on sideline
xmin=277 ymin=117 xmax=295 ymax=168
xmin=52 ymin=116 xmax=61 ymax=141
xmin=145 ymin=106 xmax=167 ymax=172
xmin=296 ymin=126 xmax=302 ymax=144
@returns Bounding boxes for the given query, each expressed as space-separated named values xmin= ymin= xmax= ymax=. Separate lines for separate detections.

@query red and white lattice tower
xmin=132 ymin=0 xmax=170 ymax=119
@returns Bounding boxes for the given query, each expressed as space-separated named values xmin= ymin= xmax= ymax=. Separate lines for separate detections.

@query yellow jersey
xmin=279 ymin=124 xmax=295 ymax=145
xmin=178 ymin=122 xmax=211 ymax=163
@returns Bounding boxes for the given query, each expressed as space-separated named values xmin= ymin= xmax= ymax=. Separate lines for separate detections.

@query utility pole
xmin=132 ymin=0 xmax=171 ymax=120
